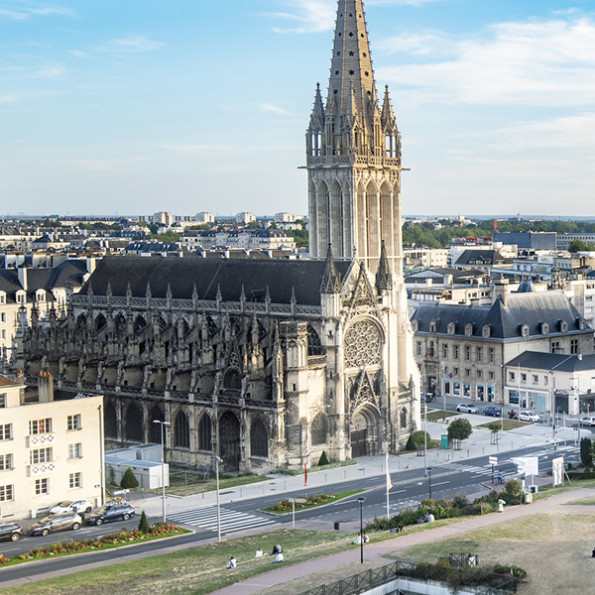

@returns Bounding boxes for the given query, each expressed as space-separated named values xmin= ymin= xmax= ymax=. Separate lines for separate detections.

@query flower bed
xmin=0 ymin=522 xmax=188 ymax=567
xmin=262 ymin=489 xmax=364 ymax=514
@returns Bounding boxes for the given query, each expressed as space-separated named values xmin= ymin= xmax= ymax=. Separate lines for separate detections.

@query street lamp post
xmin=357 ymin=496 xmax=366 ymax=564
xmin=214 ymin=455 xmax=223 ymax=542
xmin=152 ymin=420 xmax=171 ymax=523
xmin=423 ymin=401 xmax=428 ymax=477
xmin=428 ymin=467 xmax=433 ymax=500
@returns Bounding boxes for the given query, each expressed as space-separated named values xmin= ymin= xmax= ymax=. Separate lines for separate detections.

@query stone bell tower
xmin=306 ymin=0 xmax=402 ymax=277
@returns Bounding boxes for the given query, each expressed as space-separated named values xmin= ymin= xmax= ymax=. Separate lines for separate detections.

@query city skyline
xmin=3 ymin=0 xmax=595 ymax=217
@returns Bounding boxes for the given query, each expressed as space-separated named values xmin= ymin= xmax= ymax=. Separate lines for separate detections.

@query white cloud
xmin=379 ymin=16 xmax=595 ymax=108
xmin=0 ymin=3 xmax=74 ymax=20
xmin=94 ymin=36 xmax=165 ymax=54
xmin=491 ymin=113 xmax=595 ymax=152
xmin=268 ymin=0 xmax=335 ymax=34
xmin=259 ymin=103 xmax=293 ymax=116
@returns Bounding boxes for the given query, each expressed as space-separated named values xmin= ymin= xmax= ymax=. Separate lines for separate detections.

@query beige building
xmin=0 ymin=373 xmax=104 ymax=520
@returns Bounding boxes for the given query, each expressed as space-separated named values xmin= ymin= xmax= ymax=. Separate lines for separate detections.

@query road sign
xmin=488 ymin=456 xmax=498 ymax=465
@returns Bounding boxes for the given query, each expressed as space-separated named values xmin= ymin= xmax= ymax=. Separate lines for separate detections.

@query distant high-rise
xmin=306 ymin=0 xmax=402 ymax=275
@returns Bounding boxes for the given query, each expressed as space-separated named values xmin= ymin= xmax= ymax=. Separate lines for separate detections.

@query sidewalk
xmin=212 ymin=487 xmax=595 ymax=595
xmin=136 ymin=414 xmax=579 ymax=521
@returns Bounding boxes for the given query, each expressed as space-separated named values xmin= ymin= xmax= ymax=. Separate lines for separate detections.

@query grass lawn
xmin=477 ymin=419 xmax=524 ymax=431
xmin=426 ymin=410 xmax=457 ymax=423
xmin=1 ymin=529 xmax=353 ymax=595
xmin=383 ymin=512 xmax=595 ymax=595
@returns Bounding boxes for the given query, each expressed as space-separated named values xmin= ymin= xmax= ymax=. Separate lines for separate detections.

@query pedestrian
xmin=497 ymin=471 xmax=503 ymax=485
xmin=273 ymin=552 xmax=284 ymax=563
xmin=255 ymin=548 xmax=263 ymax=558
xmin=271 ymin=544 xmax=283 ymax=556
xmin=227 ymin=556 xmax=237 ymax=569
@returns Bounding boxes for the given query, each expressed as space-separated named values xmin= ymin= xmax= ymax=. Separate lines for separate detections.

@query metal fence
xmin=298 ymin=559 xmax=518 ymax=595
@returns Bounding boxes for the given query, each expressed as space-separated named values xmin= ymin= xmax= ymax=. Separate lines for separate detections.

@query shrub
xmin=138 ymin=510 xmax=150 ymax=534
xmin=501 ymin=479 xmax=523 ymax=505
xmin=405 ymin=430 xmax=430 ymax=451
xmin=317 ymin=451 xmax=329 ymax=467
xmin=493 ymin=563 xmax=527 ymax=579
xmin=581 ymin=437 xmax=593 ymax=467
xmin=120 ymin=467 xmax=139 ymax=489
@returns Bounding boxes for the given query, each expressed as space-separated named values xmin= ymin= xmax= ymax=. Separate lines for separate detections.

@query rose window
xmin=344 ymin=321 xmax=381 ymax=368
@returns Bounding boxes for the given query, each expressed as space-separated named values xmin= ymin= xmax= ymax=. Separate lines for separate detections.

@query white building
xmin=0 ymin=373 xmax=104 ymax=520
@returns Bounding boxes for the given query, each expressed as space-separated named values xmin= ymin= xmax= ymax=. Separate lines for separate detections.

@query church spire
xmin=375 ymin=240 xmax=393 ymax=292
xmin=327 ymin=0 xmax=378 ymax=118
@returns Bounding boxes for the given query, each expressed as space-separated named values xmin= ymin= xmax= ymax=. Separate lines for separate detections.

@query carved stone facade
xmin=16 ymin=253 xmax=419 ymax=472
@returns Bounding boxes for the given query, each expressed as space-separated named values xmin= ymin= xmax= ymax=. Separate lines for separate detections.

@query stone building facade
xmin=18 ymin=252 xmax=419 ymax=472
xmin=412 ymin=289 xmax=593 ymax=409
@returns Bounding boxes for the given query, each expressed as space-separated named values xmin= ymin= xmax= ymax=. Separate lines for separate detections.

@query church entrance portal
xmin=219 ymin=411 xmax=241 ymax=471
xmin=350 ymin=405 xmax=381 ymax=457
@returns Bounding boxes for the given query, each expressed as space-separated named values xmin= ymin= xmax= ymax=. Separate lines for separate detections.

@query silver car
xmin=30 ymin=512 xmax=83 ymax=537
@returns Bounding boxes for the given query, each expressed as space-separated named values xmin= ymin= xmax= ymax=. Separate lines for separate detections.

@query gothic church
xmin=16 ymin=0 xmax=420 ymax=472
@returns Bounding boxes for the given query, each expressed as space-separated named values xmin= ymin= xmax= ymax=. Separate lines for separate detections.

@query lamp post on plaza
xmin=428 ymin=467 xmax=433 ymax=500
xmin=214 ymin=455 xmax=223 ymax=542
xmin=357 ymin=496 xmax=366 ymax=563
xmin=152 ymin=419 xmax=171 ymax=523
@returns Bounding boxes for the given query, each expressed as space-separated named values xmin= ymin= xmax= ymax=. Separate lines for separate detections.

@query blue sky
xmin=2 ymin=0 xmax=595 ymax=218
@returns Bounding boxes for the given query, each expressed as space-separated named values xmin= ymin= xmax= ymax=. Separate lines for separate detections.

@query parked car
xmin=580 ymin=416 xmax=595 ymax=427
xmin=519 ymin=411 xmax=540 ymax=423
xmin=30 ymin=512 xmax=83 ymax=537
xmin=50 ymin=499 xmax=93 ymax=515
xmin=483 ymin=406 xmax=502 ymax=417
xmin=85 ymin=504 xmax=136 ymax=526
xmin=456 ymin=403 xmax=478 ymax=414
xmin=0 ymin=522 xmax=23 ymax=542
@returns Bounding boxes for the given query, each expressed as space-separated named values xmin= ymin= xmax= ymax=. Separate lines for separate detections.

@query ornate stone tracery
xmin=343 ymin=319 xmax=381 ymax=368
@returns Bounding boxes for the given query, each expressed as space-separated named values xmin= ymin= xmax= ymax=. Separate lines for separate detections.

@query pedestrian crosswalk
xmin=168 ymin=506 xmax=278 ymax=536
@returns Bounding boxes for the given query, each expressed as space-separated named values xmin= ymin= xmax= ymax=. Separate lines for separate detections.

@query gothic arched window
xmin=174 ymin=411 xmax=190 ymax=448
xmin=250 ymin=419 xmax=268 ymax=458
xmin=198 ymin=414 xmax=212 ymax=451
xmin=307 ymin=325 xmax=323 ymax=356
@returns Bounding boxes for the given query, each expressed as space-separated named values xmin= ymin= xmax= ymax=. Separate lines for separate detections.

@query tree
xmin=120 ymin=467 xmax=139 ymax=489
xmin=447 ymin=418 xmax=473 ymax=450
xmin=487 ymin=422 xmax=500 ymax=446
xmin=405 ymin=430 xmax=431 ymax=452
xmin=138 ymin=510 xmax=150 ymax=533
xmin=317 ymin=451 xmax=329 ymax=466
xmin=580 ymin=437 xmax=593 ymax=467
xmin=569 ymin=239 xmax=588 ymax=252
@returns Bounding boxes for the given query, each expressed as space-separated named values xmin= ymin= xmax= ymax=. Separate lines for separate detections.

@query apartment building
xmin=0 ymin=373 xmax=104 ymax=520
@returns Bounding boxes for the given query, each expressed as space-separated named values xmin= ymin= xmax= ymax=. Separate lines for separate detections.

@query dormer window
xmin=36 ymin=290 xmax=45 ymax=302
xmin=465 ymin=324 xmax=473 ymax=337
xmin=560 ymin=320 xmax=568 ymax=332
xmin=521 ymin=324 xmax=530 ymax=337
xmin=447 ymin=322 xmax=455 ymax=335
xmin=541 ymin=322 xmax=549 ymax=335
xmin=16 ymin=292 xmax=25 ymax=304
xmin=0 ymin=292 xmax=5 ymax=304
xmin=482 ymin=325 xmax=490 ymax=338
xmin=429 ymin=320 xmax=437 ymax=333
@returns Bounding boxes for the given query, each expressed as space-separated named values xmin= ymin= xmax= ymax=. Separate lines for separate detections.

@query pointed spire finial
xmin=375 ymin=240 xmax=393 ymax=292
xmin=320 ymin=243 xmax=341 ymax=293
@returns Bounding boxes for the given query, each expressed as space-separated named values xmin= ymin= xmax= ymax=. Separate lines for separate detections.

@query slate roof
xmin=79 ymin=256 xmax=352 ymax=306
xmin=454 ymin=250 xmax=506 ymax=266
xmin=412 ymin=291 xmax=590 ymax=339
xmin=506 ymin=351 xmax=595 ymax=372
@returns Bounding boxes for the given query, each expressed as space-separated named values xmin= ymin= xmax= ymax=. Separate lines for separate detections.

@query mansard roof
xmin=412 ymin=291 xmax=589 ymax=339
xmin=506 ymin=351 xmax=595 ymax=372
xmin=454 ymin=249 xmax=507 ymax=266
xmin=79 ymin=256 xmax=352 ymax=306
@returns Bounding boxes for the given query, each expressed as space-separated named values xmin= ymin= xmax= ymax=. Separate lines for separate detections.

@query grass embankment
xmin=1 ymin=529 xmax=353 ymax=595
xmin=477 ymin=419 xmax=525 ymax=431
xmin=261 ymin=489 xmax=364 ymax=514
